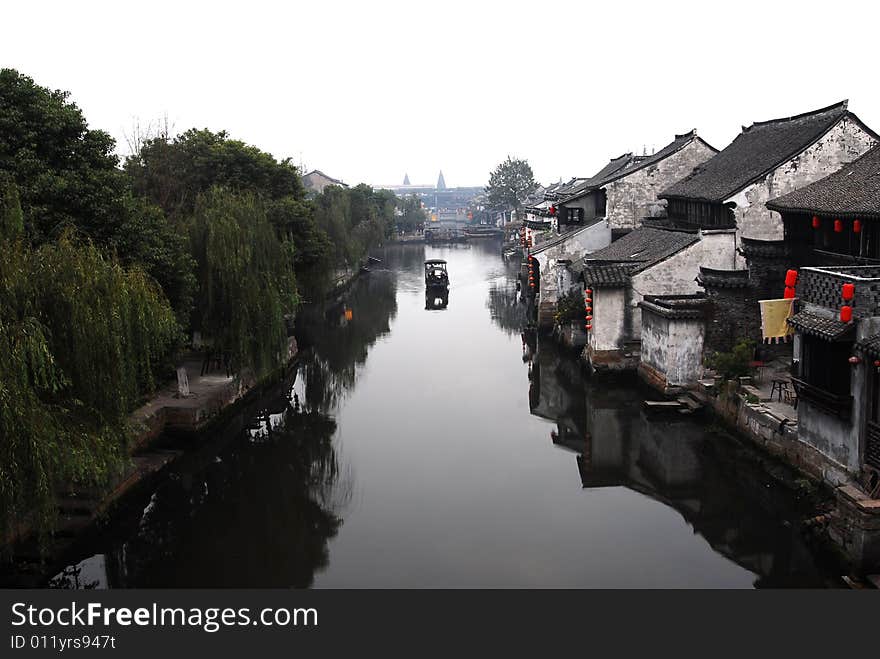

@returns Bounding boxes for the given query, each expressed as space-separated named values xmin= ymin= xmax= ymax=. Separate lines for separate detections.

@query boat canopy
xmin=425 ymin=259 xmax=447 ymax=264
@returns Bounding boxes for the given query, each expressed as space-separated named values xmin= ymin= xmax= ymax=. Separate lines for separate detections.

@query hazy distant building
xmin=302 ymin=169 xmax=348 ymax=194
xmin=403 ymin=173 xmax=411 ymax=185
xmin=437 ymin=170 xmax=446 ymax=190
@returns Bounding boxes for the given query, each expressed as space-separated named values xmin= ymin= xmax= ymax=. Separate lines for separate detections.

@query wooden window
xmin=801 ymin=335 xmax=851 ymax=397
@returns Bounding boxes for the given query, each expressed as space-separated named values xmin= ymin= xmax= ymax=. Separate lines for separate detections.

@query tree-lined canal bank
xmin=19 ymin=242 xmax=848 ymax=588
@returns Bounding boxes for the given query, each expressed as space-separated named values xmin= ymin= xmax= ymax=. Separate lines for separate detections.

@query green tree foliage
xmin=0 ymin=69 xmax=125 ymax=244
xmin=189 ymin=188 xmax=299 ymax=377
xmin=707 ymin=338 xmax=756 ymax=380
xmin=396 ymin=194 xmax=425 ymax=233
xmin=0 ymin=189 xmax=179 ymax=538
xmin=486 ymin=156 xmax=536 ymax=219
xmin=266 ymin=196 xmax=332 ymax=288
xmin=125 ymin=128 xmax=306 ymax=218
xmin=312 ymin=184 xmax=395 ymax=268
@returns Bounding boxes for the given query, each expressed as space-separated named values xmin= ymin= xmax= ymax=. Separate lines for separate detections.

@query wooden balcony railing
xmin=791 ymin=377 xmax=853 ymax=420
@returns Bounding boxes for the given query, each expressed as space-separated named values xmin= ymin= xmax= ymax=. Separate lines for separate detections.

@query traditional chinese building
xmin=661 ymin=101 xmax=878 ymax=241
xmin=760 ymin=146 xmax=880 ymax=489
xmin=576 ymin=226 xmax=738 ymax=371
xmin=558 ymin=130 xmax=717 ymax=236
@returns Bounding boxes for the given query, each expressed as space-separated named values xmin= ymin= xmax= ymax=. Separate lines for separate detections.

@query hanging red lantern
xmin=784 ymin=269 xmax=798 ymax=287
xmin=586 ymin=288 xmax=593 ymax=295
xmin=586 ymin=324 xmax=592 ymax=330
xmin=834 ymin=219 xmax=843 ymax=233
xmin=854 ymin=219 xmax=862 ymax=234
xmin=585 ymin=315 xmax=593 ymax=321
xmin=784 ymin=286 xmax=796 ymax=299
xmin=874 ymin=360 xmax=880 ymax=367
xmin=840 ymin=305 xmax=853 ymax=323
xmin=842 ymin=283 xmax=855 ymax=301
xmin=812 ymin=216 xmax=821 ymax=229
xmin=585 ymin=306 xmax=592 ymax=313
xmin=549 ymin=205 xmax=557 ymax=216
xmin=848 ymin=356 xmax=862 ymax=365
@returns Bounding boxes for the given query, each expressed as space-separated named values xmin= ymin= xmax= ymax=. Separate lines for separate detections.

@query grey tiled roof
xmin=787 ymin=309 xmax=855 ymax=341
xmin=583 ymin=227 xmax=699 ymax=268
xmin=580 ymin=264 xmax=638 ymax=288
xmin=856 ymin=334 xmax=880 ymax=358
xmin=766 ymin=144 xmax=880 ymax=218
xmin=661 ymin=101 xmax=873 ymax=203
xmin=560 ymin=131 xmax=715 ymax=204
xmin=577 ymin=227 xmax=700 ymax=287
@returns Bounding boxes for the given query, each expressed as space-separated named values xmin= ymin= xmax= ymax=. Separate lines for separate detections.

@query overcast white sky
xmin=3 ymin=1 xmax=879 ymax=188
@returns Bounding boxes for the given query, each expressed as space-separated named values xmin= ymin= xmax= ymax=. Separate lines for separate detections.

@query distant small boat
xmin=425 ymin=259 xmax=449 ymax=288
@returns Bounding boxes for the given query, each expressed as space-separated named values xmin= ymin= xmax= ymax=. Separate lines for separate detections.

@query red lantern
xmin=784 ymin=269 xmax=798 ymax=287
xmin=842 ymin=283 xmax=855 ymax=301
xmin=874 ymin=360 xmax=880 ymax=367
xmin=848 ymin=356 xmax=861 ymax=365
xmin=585 ymin=306 xmax=592 ymax=313
xmin=549 ymin=205 xmax=557 ymax=216
xmin=586 ymin=324 xmax=592 ymax=330
xmin=812 ymin=216 xmax=820 ymax=229
xmin=586 ymin=288 xmax=592 ymax=295
xmin=834 ymin=219 xmax=843 ymax=233
xmin=854 ymin=219 xmax=862 ymax=234
xmin=585 ymin=315 xmax=593 ymax=321
xmin=784 ymin=286 xmax=796 ymax=299
xmin=840 ymin=305 xmax=853 ymax=323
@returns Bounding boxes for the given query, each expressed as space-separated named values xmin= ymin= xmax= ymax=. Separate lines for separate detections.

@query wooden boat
xmin=424 ymin=259 xmax=449 ymax=288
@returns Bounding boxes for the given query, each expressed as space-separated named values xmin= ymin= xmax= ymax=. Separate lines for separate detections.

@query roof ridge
xmin=746 ymin=100 xmax=848 ymax=131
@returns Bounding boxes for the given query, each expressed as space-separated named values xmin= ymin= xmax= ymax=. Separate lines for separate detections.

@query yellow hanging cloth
xmin=758 ymin=298 xmax=795 ymax=344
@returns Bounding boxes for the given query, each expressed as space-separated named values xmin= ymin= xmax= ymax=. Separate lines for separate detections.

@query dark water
xmin=45 ymin=242 xmax=839 ymax=588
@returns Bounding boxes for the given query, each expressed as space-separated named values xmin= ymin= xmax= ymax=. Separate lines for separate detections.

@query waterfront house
xmin=757 ymin=145 xmax=880 ymax=488
xmin=785 ymin=265 xmax=880 ymax=486
xmin=660 ymin=101 xmax=878 ymax=241
xmin=558 ymin=130 xmax=718 ymax=236
xmin=576 ymin=226 xmax=738 ymax=371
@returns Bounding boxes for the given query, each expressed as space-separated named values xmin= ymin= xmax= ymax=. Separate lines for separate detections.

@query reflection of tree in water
xmin=295 ymin=270 xmax=398 ymax=413
xmin=94 ymin=397 xmax=350 ymax=588
xmin=486 ymin=277 xmax=528 ymax=335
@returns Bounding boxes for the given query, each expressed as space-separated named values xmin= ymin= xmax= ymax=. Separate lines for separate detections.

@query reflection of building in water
xmin=528 ymin=338 xmax=836 ymax=587
xmin=425 ymin=288 xmax=449 ymax=310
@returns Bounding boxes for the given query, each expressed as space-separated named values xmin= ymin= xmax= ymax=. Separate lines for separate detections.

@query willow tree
xmin=0 ymin=184 xmax=180 ymax=540
xmin=189 ymin=188 xmax=299 ymax=377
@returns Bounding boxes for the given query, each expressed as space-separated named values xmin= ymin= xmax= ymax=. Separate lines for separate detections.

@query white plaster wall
xmin=604 ymin=140 xmax=717 ymax=231
xmin=641 ymin=311 xmax=705 ymax=386
xmin=588 ymin=288 xmax=626 ymax=351
xmin=730 ymin=117 xmax=878 ymax=241
xmin=628 ymin=230 xmax=738 ymax=340
xmin=534 ymin=222 xmax=612 ymax=304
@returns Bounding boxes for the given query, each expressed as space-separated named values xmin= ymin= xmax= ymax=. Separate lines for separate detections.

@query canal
xmin=47 ymin=241 xmax=840 ymax=588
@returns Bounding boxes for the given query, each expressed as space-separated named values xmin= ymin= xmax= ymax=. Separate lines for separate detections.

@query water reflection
xmin=44 ymin=266 xmax=403 ymax=589
xmin=528 ymin=340 xmax=837 ymax=588
xmin=425 ymin=288 xmax=449 ymax=310
xmin=295 ymin=269 xmax=398 ymax=413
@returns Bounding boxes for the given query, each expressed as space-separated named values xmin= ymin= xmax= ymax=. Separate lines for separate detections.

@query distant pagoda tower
xmin=437 ymin=170 xmax=446 ymax=190
xmin=403 ymin=173 xmax=410 ymax=185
